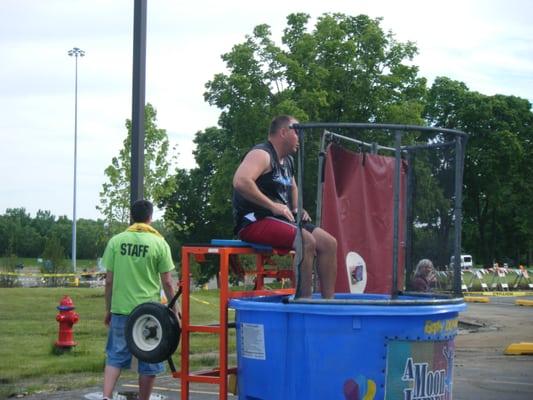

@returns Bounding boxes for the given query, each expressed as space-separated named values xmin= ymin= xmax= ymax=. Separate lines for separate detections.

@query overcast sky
xmin=1 ymin=0 xmax=532 ymax=221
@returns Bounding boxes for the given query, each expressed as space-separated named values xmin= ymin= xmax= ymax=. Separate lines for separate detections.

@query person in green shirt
xmin=101 ymin=200 xmax=177 ymax=400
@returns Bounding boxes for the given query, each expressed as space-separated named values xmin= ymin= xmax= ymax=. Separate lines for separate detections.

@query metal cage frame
xmin=291 ymin=123 xmax=468 ymax=299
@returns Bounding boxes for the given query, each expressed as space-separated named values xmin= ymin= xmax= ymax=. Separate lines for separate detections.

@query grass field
xmin=0 ymin=287 xmax=234 ymax=399
xmin=1 ymin=264 xmax=531 ymax=398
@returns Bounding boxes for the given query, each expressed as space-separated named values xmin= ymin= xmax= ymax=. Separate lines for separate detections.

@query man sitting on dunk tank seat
xmin=232 ymin=115 xmax=337 ymax=298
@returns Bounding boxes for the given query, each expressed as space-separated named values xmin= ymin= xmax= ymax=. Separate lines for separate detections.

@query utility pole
xmin=68 ymin=47 xmax=85 ymax=272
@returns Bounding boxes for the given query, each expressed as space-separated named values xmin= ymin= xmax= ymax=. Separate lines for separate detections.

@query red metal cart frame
xmin=176 ymin=243 xmax=295 ymax=400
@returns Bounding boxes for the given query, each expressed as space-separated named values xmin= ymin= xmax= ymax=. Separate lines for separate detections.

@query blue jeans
xmin=105 ymin=314 xmax=164 ymax=375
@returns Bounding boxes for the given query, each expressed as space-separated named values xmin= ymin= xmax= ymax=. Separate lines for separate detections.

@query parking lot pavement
xmin=454 ymin=295 xmax=533 ymax=400
xmin=19 ymin=379 xmax=231 ymax=400
xmin=20 ymin=294 xmax=533 ymax=400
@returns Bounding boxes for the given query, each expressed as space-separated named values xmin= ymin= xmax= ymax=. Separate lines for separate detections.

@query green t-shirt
xmin=102 ymin=231 xmax=175 ymax=315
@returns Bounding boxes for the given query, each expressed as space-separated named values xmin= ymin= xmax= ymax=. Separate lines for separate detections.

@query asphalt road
xmin=453 ymin=295 xmax=533 ymax=400
xmin=20 ymin=294 xmax=533 ymax=400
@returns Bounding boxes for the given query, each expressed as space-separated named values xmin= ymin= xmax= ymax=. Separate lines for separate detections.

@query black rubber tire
xmin=125 ymin=302 xmax=181 ymax=363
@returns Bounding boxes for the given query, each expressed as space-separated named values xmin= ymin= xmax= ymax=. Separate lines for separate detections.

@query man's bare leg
xmin=139 ymin=374 xmax=156 ymax=400
xmin=103 ymin=365 xmax=121 ymax=399
xmin=293 ymin=230 xmax=316 ymax=298
xmin=312 ymin=228 xmax=337 ymax=298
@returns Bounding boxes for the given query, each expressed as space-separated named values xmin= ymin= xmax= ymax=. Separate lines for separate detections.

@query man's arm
xmin=290 ymin=177 xmax=311 ymax=221
xmin=290 ymin=176 xmax=298 ymax=212
xmin=160 ymin=271 xmax=180 ymax=324
xmin=160 ymin=271 xmax=176 ymax=309
xmin=104 ymin=271 xmax=113 ymax=326
xmin=233 ymin=149 xmax=294 ymax=221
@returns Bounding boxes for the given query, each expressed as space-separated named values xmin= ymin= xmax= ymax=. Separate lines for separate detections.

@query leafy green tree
xmin=162 ymin=127 xmax=235 ymax=239
xmin=151 ymin=220 xmax=180 ymax=261
xmin=16 ymin=226 xmax=42 ymax=257
xmin=42 ymin=235 xmax=66 ymax=273
xmin=98 ymin=103 xmax=175 ymax=224
xmin=76 ymin=219 xmax=107 ymax=260
xmin=0 ymin=208 xmax=43 ymax=257
xmin=31 ymin=210 xmax=55 ymax=237
xmin=424 ymin=77 xmax=533 ymax=266
xmin=46 ymin=215 xmax=72 ymax=260
xmin=0 ymin=215 xmax=11 ymax=257
xmin=161 ymin=149 xmax=233 ymax=282
xmin=162 ymin=13 xmax=427 ymax=250
xmin=0 ymin=209 xmax=124 ymax=262
xmin=202 ymin=13 xmax=426 ymax=216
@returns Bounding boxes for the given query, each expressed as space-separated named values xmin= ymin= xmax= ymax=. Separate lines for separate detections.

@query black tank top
xmin=232 ymin=141 xmax=294 ymax=233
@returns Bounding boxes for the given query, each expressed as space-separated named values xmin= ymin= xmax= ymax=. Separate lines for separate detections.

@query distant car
xmin=15 ymin=263 xmax=24 ymax=270
xmin=450 ymin=254 xmax=473 ymax=269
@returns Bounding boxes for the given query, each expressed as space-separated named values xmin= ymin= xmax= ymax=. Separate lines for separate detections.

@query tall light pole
xmin=68 ymin=47 xmax=85 ymax=273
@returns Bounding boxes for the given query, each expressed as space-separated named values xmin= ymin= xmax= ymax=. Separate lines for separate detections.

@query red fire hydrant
xmin=55 ymin=295 xmax=79 ymax=348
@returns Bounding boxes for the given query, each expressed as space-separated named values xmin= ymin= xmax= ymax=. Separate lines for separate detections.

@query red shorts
xmin=238 ymin=216 xmax=315 ymax=249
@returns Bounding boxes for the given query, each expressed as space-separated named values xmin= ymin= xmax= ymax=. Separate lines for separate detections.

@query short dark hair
xmin=131 ymin=200 xmax=153 ymax=223
xmin=269 ymin=115 xmax=295 ymax=135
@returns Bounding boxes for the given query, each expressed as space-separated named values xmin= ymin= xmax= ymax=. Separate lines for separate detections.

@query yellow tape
xmin=189 ymin=295 xmax=234 ymax=312
xmin=466 ymin=291 xmax=528 ymax=297
xmin=190 ymin=295 xmax=212 ymax=305
xmin=0 ymin=271 xmax=105 ymax=278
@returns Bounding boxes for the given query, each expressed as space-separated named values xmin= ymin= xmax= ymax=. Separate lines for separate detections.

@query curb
xmin=465 ymin=291 xmax=529 ymax=296
xmin=504 ymin=342 xmax=533 ymax=355
xmin=464 ymin=296 xmax=490 ymax=303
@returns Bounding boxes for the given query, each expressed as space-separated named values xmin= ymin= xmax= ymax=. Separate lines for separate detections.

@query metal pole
xmin=73 ymin=54 xmax=78 ymax=273
xmin=68 ymin=47 xmax=85 ymax=273
xmin=392 ymin=130 xmax=402 ymax=298
xmin=131 ymin=0 xmax=147 ymax=211
xmin=404 ymin=151 xmax=415 ymax=289
xmin=315 ymin=131 xmax=329 ymax=227
xmin=294 ymin=127 xmax=305 ymax=298
xmin=453 ymin=136 xmax=465 ymax=295
xmin=292 ymin=123 xmax=468 ymax=138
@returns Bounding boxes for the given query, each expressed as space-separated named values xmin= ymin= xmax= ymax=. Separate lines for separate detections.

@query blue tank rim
xmin=229 ymin=293 xmax=466 ymax=316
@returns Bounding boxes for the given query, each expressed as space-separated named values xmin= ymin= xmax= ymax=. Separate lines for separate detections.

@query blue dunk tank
xmin=230 ymin=294 xmax=465 ymax=400
xmin=230 ymin=124 xmax=469 ymax=400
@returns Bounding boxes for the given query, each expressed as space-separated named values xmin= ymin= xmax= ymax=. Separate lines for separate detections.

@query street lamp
xmin=68 ymin=47 xmax=85 ymax=273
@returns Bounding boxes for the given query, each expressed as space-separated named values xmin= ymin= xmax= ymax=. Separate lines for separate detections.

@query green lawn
xmin=1 ymin=268 xmax=530 ymax=398
xmin=0 ymin=287 xmax=234 ymax=399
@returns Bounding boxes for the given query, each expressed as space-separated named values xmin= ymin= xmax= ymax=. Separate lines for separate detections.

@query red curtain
xmin=321 ymin=144 xmax=406 ymax=294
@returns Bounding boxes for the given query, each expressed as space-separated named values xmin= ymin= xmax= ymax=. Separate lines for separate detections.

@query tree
xmin=76 ymin=219 xmax=107 ymax=260
xmin=162 ymin=13 xmax=427 ymax=249
xmin=42 ymin=235 xmax=66 ymax=273
xmin=98 ymin=103 xmax=175 ymax=224
xmin=0 ymin=208 xmax=43 ymax=257
xmin=160 ymin=129 xmax=235 ymax=280
xmin=49 ymin=215 xmax=72 ymax=259
xmin=31 ymin=210 xmax=55 ymax=237
xmin=424 ymin=77 xmax=533 ymax=266
xmin=0 ymin=209 xmax=118 ymax=262
xmin=203 ymin=13 xmax=426 ymax=214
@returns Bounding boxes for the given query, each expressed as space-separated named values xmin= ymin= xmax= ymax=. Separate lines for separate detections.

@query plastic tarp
xmin=321 ymin=144 xmax=406 ymax=294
